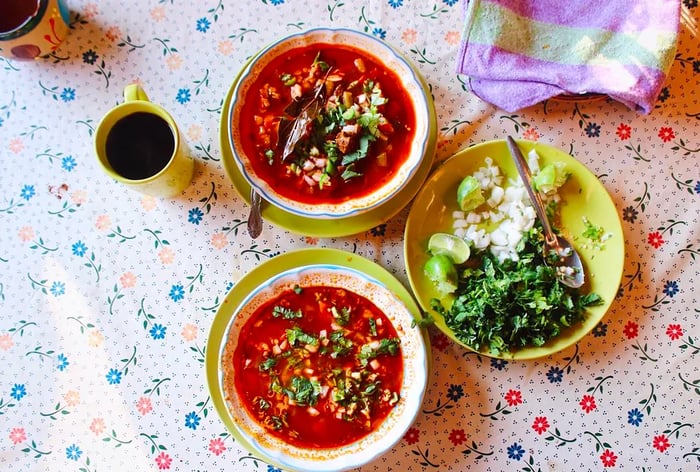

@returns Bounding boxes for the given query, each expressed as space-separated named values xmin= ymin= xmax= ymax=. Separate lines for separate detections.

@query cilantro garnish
xmin=331 ymin=306 xmax=351 ymax=326
xmin=286 ymin=326 xmax=318 ymax=346
xmin=258 ymin=357 xmax=277 ymax=372
xmin=272 ymin=305 xmax=303 ymax=320
xmin=357 ymin=338 xmax=401 ymax=366
xmin=329 ymin=330 xmax=354 ymax=358
xmin=286 ymin=376 xmax=322 ymax=406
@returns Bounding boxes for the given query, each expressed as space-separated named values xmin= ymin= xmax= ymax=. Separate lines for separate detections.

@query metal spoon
xmin=505 ymin=136 xmax=585 ymax=288
xmin=247 ymin=188 xmax=263 ymax=239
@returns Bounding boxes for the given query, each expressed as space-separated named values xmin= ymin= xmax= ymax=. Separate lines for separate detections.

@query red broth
xmin=236 ymin=43 xmax=417 ymax=204
xmin=230 ymin=285 xmax=403 ymax=449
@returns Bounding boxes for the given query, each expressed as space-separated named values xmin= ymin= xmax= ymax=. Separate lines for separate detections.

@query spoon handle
xmin=505 ymin=136 xmax=557 ymax=245
xmin=247 ymin=188 xmax=263 ymax=239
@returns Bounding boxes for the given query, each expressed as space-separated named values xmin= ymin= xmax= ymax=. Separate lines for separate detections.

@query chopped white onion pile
xmin=452 ymin=152 xmax=561 ymax=264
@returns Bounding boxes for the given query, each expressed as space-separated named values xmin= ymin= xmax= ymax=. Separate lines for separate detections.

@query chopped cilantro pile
xmin=430 ymin=226 xmax=602 ymax=356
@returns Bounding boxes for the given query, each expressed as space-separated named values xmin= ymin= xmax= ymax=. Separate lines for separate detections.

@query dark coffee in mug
xmin=0 ymin=0 xmax=39 ymax=33
xmin=105 ymin=112 xmax=176 ymax=181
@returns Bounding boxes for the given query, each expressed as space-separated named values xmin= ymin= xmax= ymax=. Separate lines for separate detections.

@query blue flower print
xmin=185 ymin=411 xmax=201 ymax=429
xmin=695 ymin=181 xmax=700 ymax=194
xmin=269 ymin=0 xmax=285 ymax=5
xmin=267 ymin=466 xmax=282 ymax=472
xmin=10 ymin=384 xmax=27 ymax=401
xmin=150 ymin=323 xmax=167 ymax=340
xmin=628 ymin=407 xmax=644 ymax=426
xmin=20 ymin=185 xmax=35 ymax=200
xmin=196 ymin=17 xmax=211 ymax=33
xmin=446 ymin=384 xmax=464 ymax=402
xmin=225 ymin=281 xmax=234 ymax=291
xmin=106 ymin=368 xmax=122 ymax=385
xmin=546 ymin=366 xmax=563 ymax=383
xmin=66 ymin=444 xmax=82 ymax=461
xmin=50 ymin=281 xmax=65 ymax=297
xmin=372 ymin=27 xmax=387 ymax=40
xmin=176 ymin=88 xmax=191 ymax=105
xmin=0 ymin=117 xmax=4 ymax=127
xmin=584 ymin=122 xmax=601 ymax=138
xmin=663 ymin=280 xmax=679 ymax=297
xmin=56 ymin=353 xmax=69 ymax=371
xmin=443 ymin=0 xmax=459 ymax=6
xmin=507 ymin=443 xmax=525 ymax=461
xmin=62 ymin=155 xmax=77 ymax=171
xmin=491 ymin=358 xmax=508 ymax=370
xmin=60 ymin=87 xmax=76 ymax=102
xmin=72 ymin=241 xmax=88 ymax=257
xmin=388 ymin=0 xmax=403 ymax=8
xmin=188 ymin=207 xmax=203 ymax=225
xmin=82 ymin=49 xmax=98 ymax=65
xmin=169 ymin=284 xmax=185 ymax=302
xmin=592 ymin=322 xmax=608 ymax=337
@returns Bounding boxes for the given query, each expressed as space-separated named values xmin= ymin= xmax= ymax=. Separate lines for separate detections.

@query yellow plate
xmin=205 ymin=248 xmax=430 ymax=468
xmin=404 ymin=140 xmax=625 ymax=360
xmin=218 ymin=50 xmax=437 ymax=238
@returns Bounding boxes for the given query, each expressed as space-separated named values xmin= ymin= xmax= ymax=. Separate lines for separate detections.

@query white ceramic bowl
xmin=227 ymin=27 xmax=432 ymax=219
xmin=219 ymin=265 xmax=428 ymax=471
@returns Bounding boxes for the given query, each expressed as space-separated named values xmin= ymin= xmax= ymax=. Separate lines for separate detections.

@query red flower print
xmin=403 ymin=427 xmax=420 ymax=445
xmin=522 ymin=127 xmax=540 ymax=141
xmin=653 ymin=434 xmax=670 ymax=452
xmin=665 ymin=324 xmax=683 ymax=340
xmin=616 ymin=123 xmax=631 ymax=140
xmin=600 ymin=449 xmax=618 ymax=467
xmin=155 ymin=452 xmax=172 ymax=469
xmin=89 ymin=417 xmax=105 ymax=435
xmin=431 ymin=331 xmax=450 ymax=352
xmin=208 ymin=437 xmax=226 ymax=456
xmin=136 ymin=396 xmax=153 ymax=415
xmin=531 ymin=416 xmax=550 ymax=435
xmin=658 ymin=127 xmax=675 ymax=142
xmin=647 ymin=231 xmax=665 ymax=249
xmin=9 ymin=427 xmax=27 ymax=445
xmin=448 ymin=429 xmax=466 ymax=446
xmin=0 ymin=333 xmax=14 ymax=351
xmin=504 ymin=389 xmax=523 ymax=407
xmin=623 ymin=321 xmax=639 ymax=340
xmin=580 ymin=394 xmax=597 ymax=413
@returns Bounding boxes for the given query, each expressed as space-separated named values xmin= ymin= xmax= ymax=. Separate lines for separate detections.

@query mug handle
xmin=124 ymin=84 xmax=150 ymax=102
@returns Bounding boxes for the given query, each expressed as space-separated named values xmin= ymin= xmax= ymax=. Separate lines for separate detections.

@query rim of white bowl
xmin=227 ymin=27 xmax=431 ymax=219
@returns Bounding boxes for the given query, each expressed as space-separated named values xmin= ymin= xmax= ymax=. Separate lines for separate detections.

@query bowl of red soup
xmin=219 ymin=264 xmax=428 ymax=471
xmin=227 ymin=27 xmax=432 ymax=219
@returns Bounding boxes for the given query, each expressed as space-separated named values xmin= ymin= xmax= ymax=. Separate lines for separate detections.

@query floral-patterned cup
xmin=0 ymin=0 xmax=70 ymax=60
xmin=94 ymin=84 xmax=195 ymax=198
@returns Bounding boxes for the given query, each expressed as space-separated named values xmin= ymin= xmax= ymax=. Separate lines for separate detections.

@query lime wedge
xmin=423 ymin=254 xmax=458 ymax=295
xmin=456 ymin=175 xmax=485 ymax=211
xmin=428 ymin=233 xmax=471 ymax=264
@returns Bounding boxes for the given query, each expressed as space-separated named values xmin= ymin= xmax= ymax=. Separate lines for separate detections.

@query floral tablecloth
xmin=1 ymin=1 xmax=698 ymax=471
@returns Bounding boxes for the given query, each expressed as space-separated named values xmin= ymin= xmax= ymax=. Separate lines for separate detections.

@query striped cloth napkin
xmin=456 ymin=0 xmax=681 ymax=114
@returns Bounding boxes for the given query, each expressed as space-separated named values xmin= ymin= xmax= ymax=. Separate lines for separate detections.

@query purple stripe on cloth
xmin=461 ymin=43 xmax=668 ymax=113
xmin=485 ymin=0 xmax=680 ymax=33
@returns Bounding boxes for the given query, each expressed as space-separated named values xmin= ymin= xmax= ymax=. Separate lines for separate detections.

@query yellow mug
xmin=94 ymin=84 xmax=195 ymax=198
xmin=0 ymin=0 xmax=70 ymax=60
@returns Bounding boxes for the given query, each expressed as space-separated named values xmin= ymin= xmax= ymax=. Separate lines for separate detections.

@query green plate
xmin=205 ymin=248 xmax=430 ymax=468
xmin=404 ymin=140 xmax=625 ymax=360
xmin=218 ymin=53 xmax=437 ymax=238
